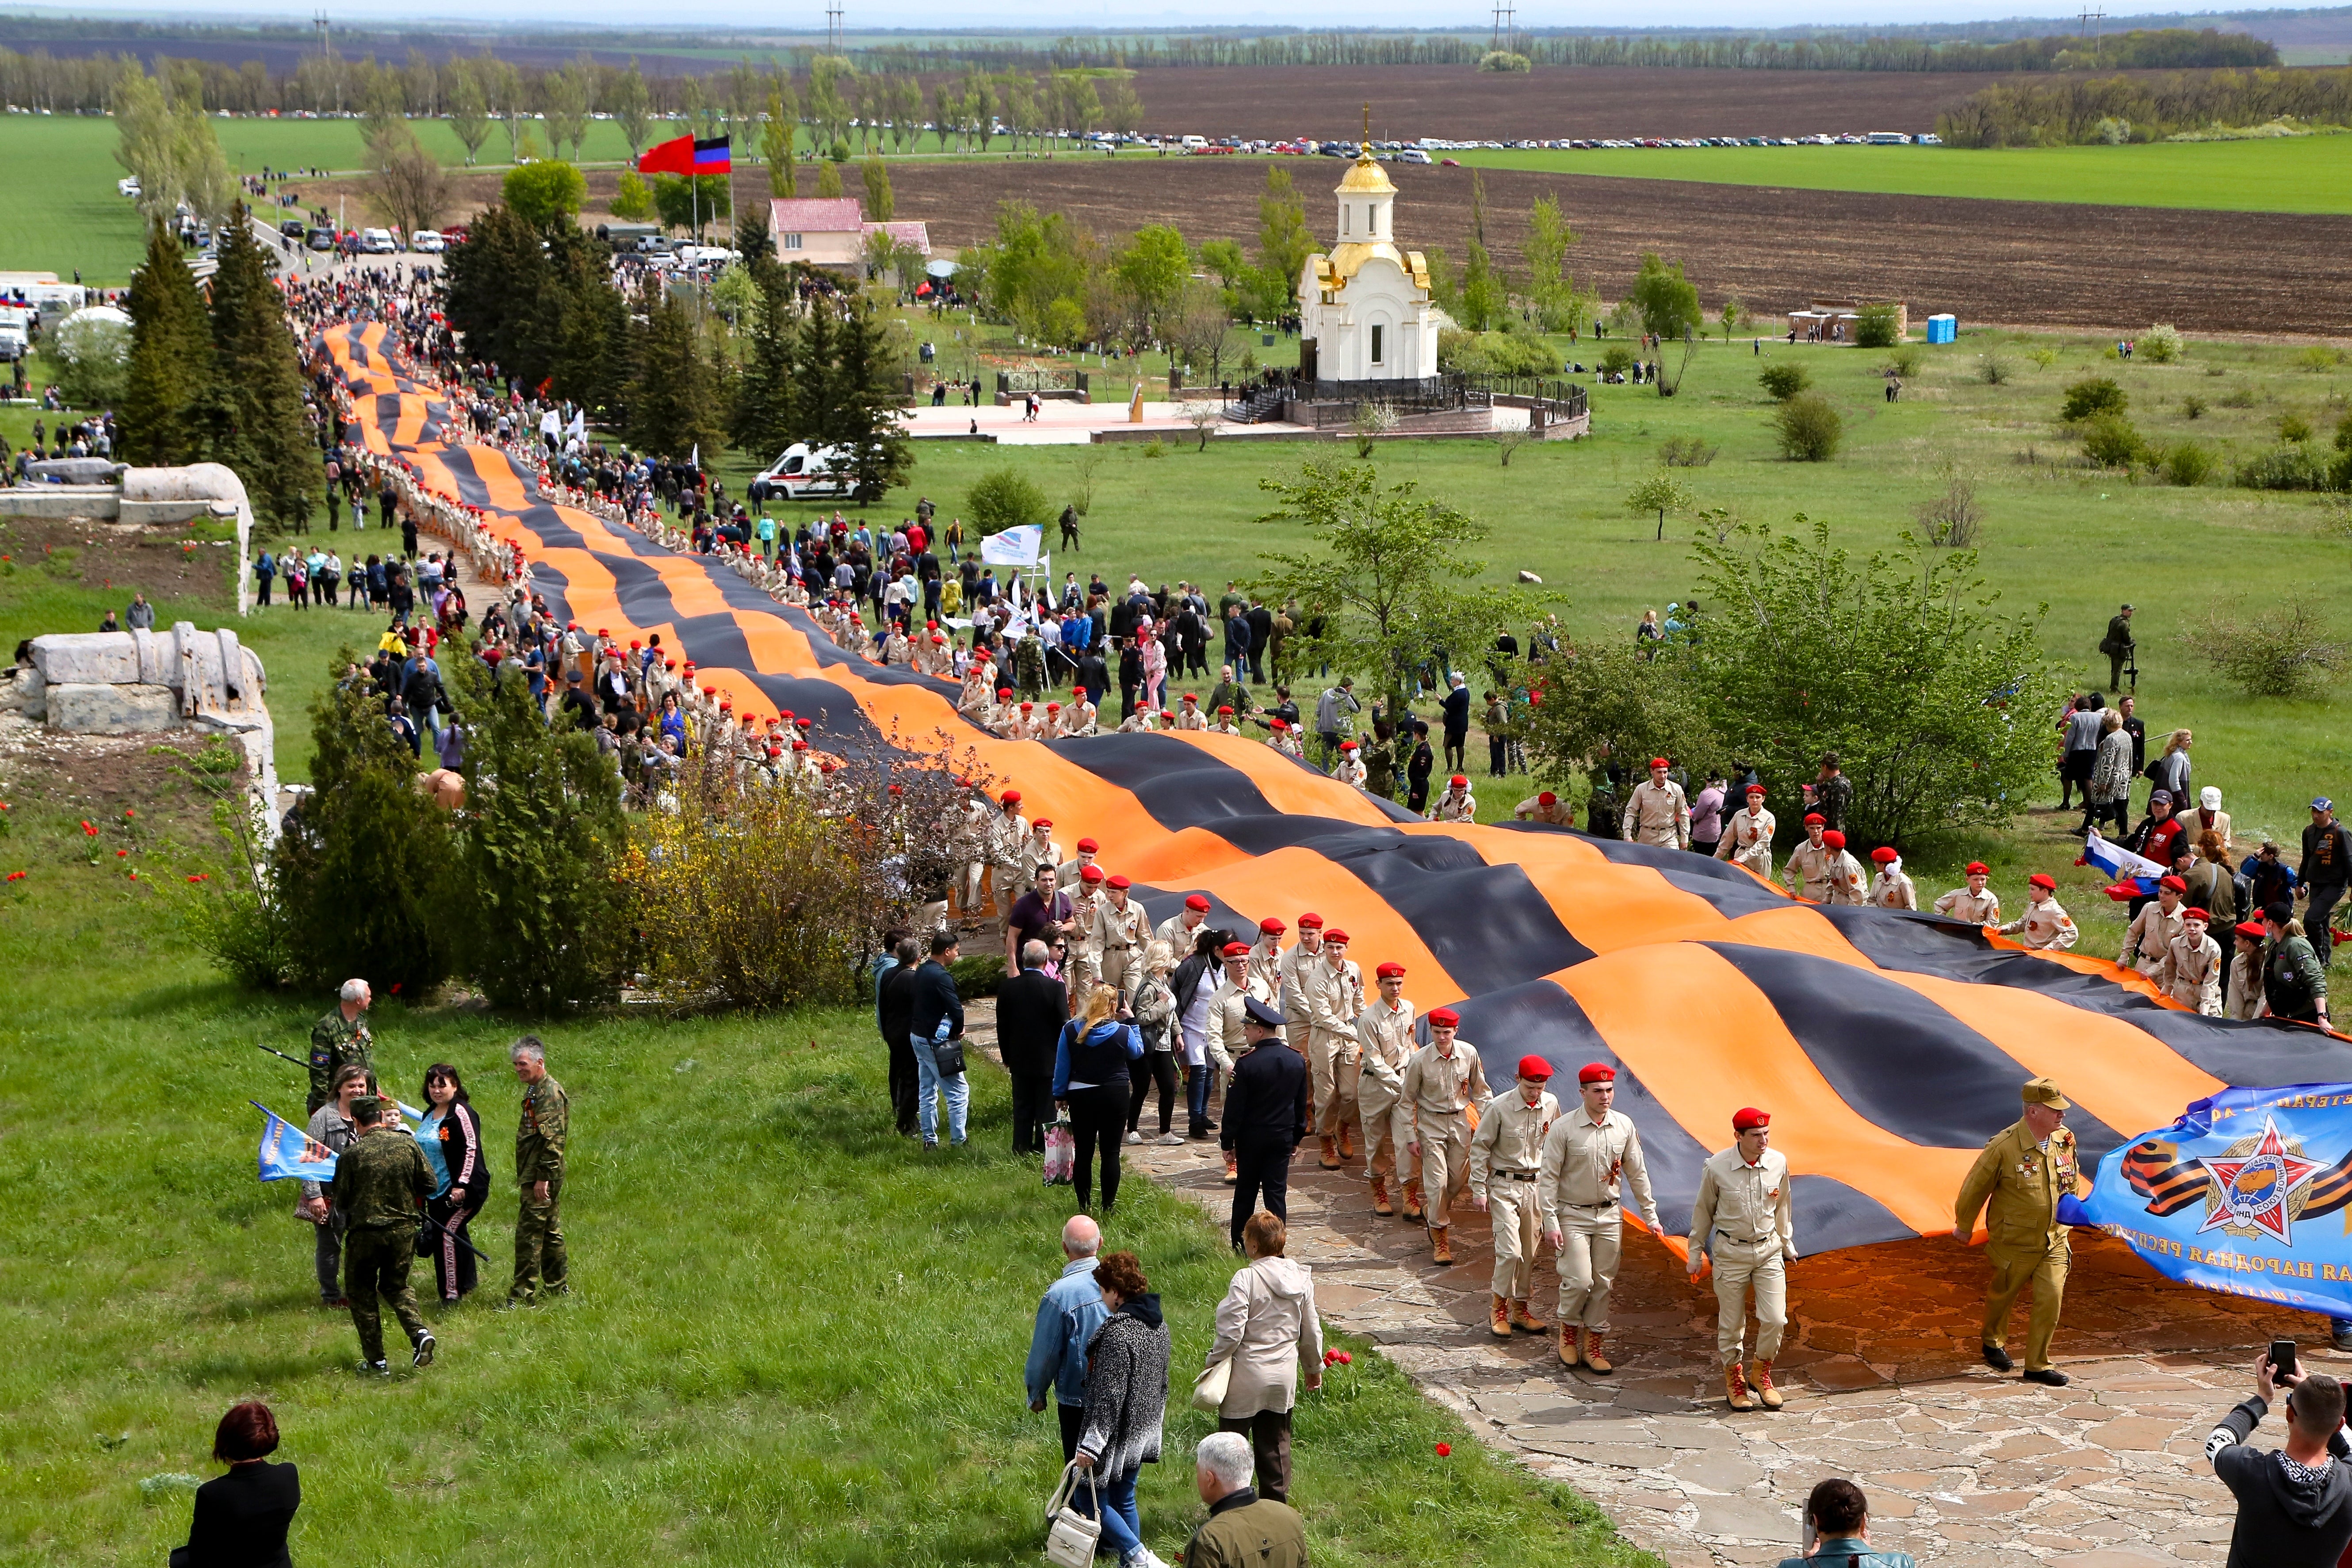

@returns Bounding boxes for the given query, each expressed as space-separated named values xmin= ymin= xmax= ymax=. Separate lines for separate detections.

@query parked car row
xmin=268 ymin=218 xmax=449 ymax=254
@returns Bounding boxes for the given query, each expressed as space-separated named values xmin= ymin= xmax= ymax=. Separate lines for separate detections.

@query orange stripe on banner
xmin=1428 ymin=823 xmax=1757 ymax=953
xmin=466 ymin=451 xmax=535 ymax=515
xmin=1560 ymin=944 xmax=1976 ymax=1235
xmin=392 ymin=396 xmax=428 ymax=450
xmin=1166 ymin=734 xmax=1405 ymax=829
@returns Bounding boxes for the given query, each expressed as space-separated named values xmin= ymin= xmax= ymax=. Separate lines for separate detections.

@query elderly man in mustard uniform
xmin=1955 ymin=1076 xmax=2085 ymax=1387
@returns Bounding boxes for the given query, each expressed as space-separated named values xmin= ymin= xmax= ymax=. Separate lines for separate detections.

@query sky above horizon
xmin=48 ymin=0 xmax=2179 ymax=34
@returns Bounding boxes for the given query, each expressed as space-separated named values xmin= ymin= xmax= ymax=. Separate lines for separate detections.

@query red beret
xmin=1217 ymin=704 xmax=1234 ymax=714
xmin=1649 ymin=757 xmax=1670 ymax=769
xmin=1185 ymin=895 xmax=1212 ymax=912
xmin=2159 ymin=874 xmax=2187 ymax=891
xmin=1323 ymin=929 xmax=1349 ymax=944
xmin=997 ymin=688 xmax=1013 ymax=699
xmin=2236 ymin=920 xmax=2267 ymax=941
xmin=1107 ymin=874 xmax=1131 ymax=890
xmin=1079 ymin=865 xmax=1105 ymax=883
xmin=1965 ymin=862 xmax=1990 ymax=875
xmin=1449 ymin=774 xmax=1468 ymax=788
xmin=1733 ymin=1106 xmax=1771 ymax=1132
xmin=1032 ymin=818 xmax=1053 ymax=830
xmin=1340 ymin=740 xmax=1359 ymax=750
xmin=1222 ymin=941 xmax=1251 ymax=958
xmin=1427 ymin=1007 xmax=1460 ymax=1029
xmin=1746 ymin=783 xmax=1767 ymax=795
xmin=1577 ymin=1062 xmax=1615 ymax=1084
xmin=1298 ymin=913 xmax=1324 ymax=929
xmin=1538 ymin=791 xmax=1557 ymax=806
xmin=1019 ymin=702 xmax=1034 ymax=711
xmin=2181 ymin=904 xmax=2211 ymax=921
xmin=1271 ymin=719 xmax=1288 ymax=730
xmin=1822 ymin=830 xmax=1846 ymax=849
xmin=1871 ymin=846 xmax=1899 ymax=863
xmin=1804 ymin=812 xmax=1825 ymax=825
xmin=1076 ymin=838 xmax=1099 ymax=853
xmin=1517 ymin=1055 xmax=1553 ymax=1081
xmin=1046 ymin=702 xmax=1061 ymax=712
xmin=765 ymin=745 xmax=781 ymax=757
xmin=2028 ymin=872 xmax=2056 ymax=890
xmin=796 ymin=718 xmax=812 ymax=728
xmin=792 ymin=740 xmax=809 ymax=751
xmin=1259 ymin=917 xmax=1287 ymax=934
xmin=1001 ymin=791 xmax=1022 ymax=805
xmin=1182 ymin=692 xmax=1198 ymax=703
xmin=1375 ymin=962 xmax=1406 ymax=978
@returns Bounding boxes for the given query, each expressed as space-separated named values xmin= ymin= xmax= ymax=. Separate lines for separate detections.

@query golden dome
xmin=1336 ymin=154 xmax=1395 ymax=195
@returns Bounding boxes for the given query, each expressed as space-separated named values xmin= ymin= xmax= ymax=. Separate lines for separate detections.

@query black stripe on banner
xmin=2126 ymin=1009 xmax=2352 ymax=1086
xmin=1055 ymin=735 xmax=1589 ymax=997
xmin=1698 ymin=941 xmax=2126 ymax=1161
xmin=1444 ymin=978 xmax=1916 ymax=1252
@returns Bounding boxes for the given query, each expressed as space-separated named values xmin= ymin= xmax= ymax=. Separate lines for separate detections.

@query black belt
xmin=1492 ymin=1169 xmax=1537 ymax=1181
xmin=1714 ymin=1230 xmax=1774 ymax=1244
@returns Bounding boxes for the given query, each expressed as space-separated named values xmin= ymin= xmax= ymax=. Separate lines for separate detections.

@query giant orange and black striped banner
xmin=326 ymin=322 xmax=2352 ymax=1259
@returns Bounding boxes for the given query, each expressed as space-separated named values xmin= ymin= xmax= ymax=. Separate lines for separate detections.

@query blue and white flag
xmin=2075 ymin=1083 xmax=2352 ymax=1317
xmin=2080 ymin=826 xmax=2168 ymax=900
xmin=981 ymin=525 xmax=1041 ymax=567
xmin=252 ymin=1101 xmax=337 ymax=1184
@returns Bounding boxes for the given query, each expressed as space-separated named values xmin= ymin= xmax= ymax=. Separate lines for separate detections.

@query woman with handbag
xmin=1054 ymin=984 xmax=1144 ymax=1217
xmin=1071 ymin=1251 xmax=1174 ymax=1568
xmin=1202 ymin=1211 xmax=1323 ymax=1504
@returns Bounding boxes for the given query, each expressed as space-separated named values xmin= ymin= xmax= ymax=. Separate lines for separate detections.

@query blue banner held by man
xmin=2075 ymin=1083 xmax=2352 ymax=1319
xmin=252 ymin=1101 xmax=337 ymax=1184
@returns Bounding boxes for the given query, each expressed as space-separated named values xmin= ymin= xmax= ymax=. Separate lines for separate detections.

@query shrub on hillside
xmin=1772 ymin=391 xmax=1843 ymax=462
xmin=2234 ymin=444 xmax=2339 ymax=491
xmin=1853 ymin=303 xmax=1902 ymax=349
xmin=2061 ymin=376 xmax=2128 ymax=422
xmin=1477 ymin=49 xmax=1531 ymax=71
xmin=2161 ymin=441 xmax=2215 ymax=487
xmin=2180 ymin=598 xmax=2344 ymax=699
xmin=1658 ymin=434 xmax=1717 ymax=467
xmin=2279 ymin=412 xmax=2314 ymax=443
xmin=1597 ymin=344 xmax=1635 ymax=379
xmin=1886 ymin=343 xmax=1926 ymax=377
xmin=2080 ymin=413 xmax=2146 ymax=469
xmin=52 ymin=314 xmax=129 ymax=408
xmin=1440 ymin=328 xmax=1561 ymax=377
xmin=1758 ymin=363 xmax=1809 ymax=402
xmin=2141 ymin=324 xmax=2184 ymax=363
xmin=966 ymin=466 xmax=1051 ymax=535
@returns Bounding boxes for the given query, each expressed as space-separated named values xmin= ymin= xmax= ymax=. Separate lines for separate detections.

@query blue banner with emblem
xmin=2075 ymin=1083 xmax=2352 ymax=1318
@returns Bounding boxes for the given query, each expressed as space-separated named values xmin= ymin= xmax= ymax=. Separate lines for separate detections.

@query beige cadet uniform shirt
xmin=1355 ymin=999 xmax=1416 ymax=1091
xmin=1870 ymin=866 xmax=1917 ymax=910
xmin=1516 ymin=796 xmax=1576 ymax=828
xmin=1621 ymin=779 xmax=1690 ymax=849
xmin=1470 ymin=1089 xmax=1560 ymax=1195
xmin=2121 ymin=900 xmax=2185 ymax=978
xmin=1715 ymin=806 xmax=1776 ymax=876
xmin=1277 ymin=940 xmax=1327 ymax=1036
xmin=1935 ymin=886 xmax=2002 ymax=925
xmin=2000 ymin=897 xmax=2078 ymax=950
xmin=1247 ymin=938 xmax=1285 ymax=1002
xmin=1334 ymin=754 xmax=1369 ymax=789
xmin=1400 ymin=1040 xmax=1489 ymax=1125
xmin=1308 ymin=955 xmax=1363 ymax=1055
xmin=1092 ymin=896 xmax=1150 ymax=967
xmin=1153 ymin=912 xmax=1210 ymax=960
xmin=1783 ymin=839 xmax=1837 ymax=901
xmin=2161 ymin=929 xmax=2225 ymax=1015
xmin=1690 ymin=1145 xmax=1796 ymax=1257
xmin=1429 ymin=786 xmax=1477 ymax=824
xmin=1537 ymin=1109 xmax=1663 ymax=1233
xmin=1822 ymin=850 xmax=1868 ymax=906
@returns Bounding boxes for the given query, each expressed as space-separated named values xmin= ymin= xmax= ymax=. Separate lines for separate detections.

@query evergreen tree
xmin=202 ymin=203 xmax=315 ymax=525
xmin=626 ymin=288 xmax=723 ymax=459
xmin=823 ymin=300 xmax=911 ymax=503
xmin=121 ymin=215 xmax=213 ymax=465
xmin=444 ymin=204 xmax=548 ymax=377
xmin=729 ymin=266 xmax=799 ymax=460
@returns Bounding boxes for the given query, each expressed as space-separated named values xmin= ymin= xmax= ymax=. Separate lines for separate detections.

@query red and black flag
xmin=636 ymin=134 xmax=730 ymax=176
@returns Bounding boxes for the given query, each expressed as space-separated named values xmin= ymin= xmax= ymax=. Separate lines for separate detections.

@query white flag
xmin=981 ymin=525 xmax=1042 ymax=566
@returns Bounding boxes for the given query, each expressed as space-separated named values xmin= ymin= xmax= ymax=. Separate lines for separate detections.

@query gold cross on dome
xmin=1362 ymin=103 xmax=1371 ymax=144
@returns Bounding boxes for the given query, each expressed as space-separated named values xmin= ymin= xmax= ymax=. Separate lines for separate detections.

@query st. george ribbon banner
xmin=2077 ymin=1083 xmax=2352 ymax=1316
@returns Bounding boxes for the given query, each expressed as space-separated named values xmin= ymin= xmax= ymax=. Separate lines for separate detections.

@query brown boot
xmin=1339 ymin=1123 xmax=1357 ymax=1160
xmin=1582 ymin=1330 xmax=1614 ymax=1375
xmin=1751 ymin=1359 xmax=1784 ymax=1410
xmin=1431 ymin=1228 xmax=1453 ymax=1266
xmin=1221 ymin=1151 xmax=1237 ymax=1185
xmin=1319 ymin=1136 xmax=1340 ymax=1170
xmin=1510 ymin=1298 xmax=1548 ymax=1334
xmin=1401 ymin=1180 xmax=1424 ymax=1221
xmin=1372 ymin=1175 xmax=1394 ymax=1217
xmin=1557 ymin=1322 xmax=1582 ymax=1367
xmin=1490 ymin=1294 xmax=1512 ymax=1338
xmin=1725 ymin=1363 xmax=1755 ymax=1411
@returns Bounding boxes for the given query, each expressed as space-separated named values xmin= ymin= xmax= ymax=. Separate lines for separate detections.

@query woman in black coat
xmin=174 ymin=1403 xmax=298 ymax=1568
xmin=418 ymin=1063 xmax=490 ymax=1302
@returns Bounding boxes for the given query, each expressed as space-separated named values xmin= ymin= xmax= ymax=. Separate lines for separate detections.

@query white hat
xmin=2201 ymin=786 xmax=2222 ymax=811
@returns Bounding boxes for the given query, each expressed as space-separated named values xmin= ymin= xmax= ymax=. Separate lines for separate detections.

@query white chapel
xmin=1297 ymin=149 xmax=1442 ymax=383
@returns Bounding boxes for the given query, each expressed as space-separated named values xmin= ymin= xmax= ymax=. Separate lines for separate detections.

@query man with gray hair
xmin=1025 ymin=1216 xmax=1108 ymax=1462
xmin=306 ymin=978 xmax=374 ymax=1114
xmin=507 ymin=1036 xmax=569 ymax=1307
xmin=1182 ymin=1431 xmax=1308 ymax=1568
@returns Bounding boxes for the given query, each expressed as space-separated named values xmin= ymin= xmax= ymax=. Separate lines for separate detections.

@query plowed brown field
xmin=889 ymin=155 xmax=2352 ymax=336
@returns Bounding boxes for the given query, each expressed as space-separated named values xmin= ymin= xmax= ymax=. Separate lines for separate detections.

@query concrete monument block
xmin=47 ymin=682 xmax=179 ymax=734
xmin=32 ymin=633 xmax=140 ymax=687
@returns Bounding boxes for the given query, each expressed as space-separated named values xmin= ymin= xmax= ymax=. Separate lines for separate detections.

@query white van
xmin=750 ymin=442 xmax=857 ymax=500
xmin=27 ymin=283 xmax=85 ymax=320
xmin=1179 ymin=134 xmax=1208 ymax=150
xmin=360 ymin=228 xmax=399 ymax=254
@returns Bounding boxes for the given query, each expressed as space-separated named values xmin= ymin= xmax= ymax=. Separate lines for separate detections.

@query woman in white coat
xmin=1205 ymin=1212 xmax=1324 ymax=1503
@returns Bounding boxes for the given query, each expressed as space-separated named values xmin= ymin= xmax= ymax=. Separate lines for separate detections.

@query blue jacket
xmin=1777 ymin=1542 xmax=1915 ymax=1568
xmin=1052 ymin=1019 xmax=1143 ymax=1097
xmin=1025 ymin=1258 xmax=1107 ymax=1408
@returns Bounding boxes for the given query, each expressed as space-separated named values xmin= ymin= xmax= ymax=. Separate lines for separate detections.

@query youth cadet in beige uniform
xmin=1714 ymin=784 xmax=1776 ymax=877
xmin=1308 ymin=930 xmax=1365 ymax=1169
xmin=1538 ymin=1062 xmax=1664 ymax=1374
xmin=1247 ymin=917 xmax=1287 ymax=1003
xmin=1934 ymin=861 xmax=2002 ymax=926
xmin=1399 ymin=1007 xmax=1489 ymax=1266
xmin=1689 ymin=1106 xmax=1796 ymax=1412
xmin=1064 ymin=865 xmax=1106 ymax=996
xmin=1470 ymin=1055 xmax=1560 ymax=1339
xmin=1620 ymin=757 xmax=1691 ymax=849
xmin=1999 ymin=873 xmax=2079 ymax=949
xmin=1354 ymin=961 xmax=1416 ymax=1218
xmin=1513 ymin=790 xmax=1575 ymax=827
xmin=1782 ymin=814 xmax=1836 ymax=901
xmin=987 ymin=791 xmax=1031 ymax=916
xmin=1818 ymin=830 xmax=1868 ymax=906
xmin=1277 ymin=912 xmax=1326 ymax=1065
xmin=1091 ymin=874 xmax=1151 ymax=1002
xmin=1867 ymin=846 xmax=1916 ymax=910
xmin=2120 ymin=874 xmax=2188 ymax=979
xmin=2160 ymin=904 xmax=2225 ymax=1014
xmin=1153 ymin=893 xmax=1212 ymax=962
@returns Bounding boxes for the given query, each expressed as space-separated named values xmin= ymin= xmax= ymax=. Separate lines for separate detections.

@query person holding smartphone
xmin=2204 ymin=1348 xmax=2352 ymax=1566
xmin=1775 ymin=1478 xmax=1913 ymax=1567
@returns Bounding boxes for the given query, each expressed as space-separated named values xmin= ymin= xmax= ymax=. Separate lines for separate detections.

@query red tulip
xmin=80 ymin=820 xmax=96 ymax=835
xmin=1435 ymin=1443 xmax=1452 ymax=1457
xmin=1337 ymin=1352 xmax=1351 ymax=1364
xmin=123 ymin=808 xmax=135 ymax=818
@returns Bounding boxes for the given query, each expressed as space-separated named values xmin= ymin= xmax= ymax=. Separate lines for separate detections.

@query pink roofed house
xmin=769 ymin=198 xmax=931 ymax=275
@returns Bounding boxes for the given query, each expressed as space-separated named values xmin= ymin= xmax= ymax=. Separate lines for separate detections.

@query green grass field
xmin=1454 ymin=134 xmax=2352 ymax=214
xmin=0 ymin=779 xmax=1653 ymax=1566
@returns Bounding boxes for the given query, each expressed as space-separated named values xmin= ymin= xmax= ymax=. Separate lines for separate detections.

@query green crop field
xmin=1454 ymin=135 xmax=2352 ymax=214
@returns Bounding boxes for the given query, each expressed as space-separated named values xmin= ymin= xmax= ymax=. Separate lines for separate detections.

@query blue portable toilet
xmin=1926 ymin=314 xmax=1958 ymax=344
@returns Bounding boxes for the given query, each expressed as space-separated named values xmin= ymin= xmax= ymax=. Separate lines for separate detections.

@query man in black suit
xmin=1441 ymin=672 xmax=1472 ymax=774
xmin=876 ymin=938 xmax=922 ymax=1137
xmin=996 ymin=939 xmax=1070 ymax=1155
xmin=1224 ymin=996 xmax=1310 ymax=1251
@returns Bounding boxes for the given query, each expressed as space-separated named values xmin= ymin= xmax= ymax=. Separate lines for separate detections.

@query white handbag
xmin=1042 ymin=1461 xmax=1102 ymax=1568
xmin=1191 ymin=1356 xmax=1233 ymax=1413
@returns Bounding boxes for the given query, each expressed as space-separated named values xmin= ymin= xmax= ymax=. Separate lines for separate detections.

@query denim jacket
xmin=1777 ymin=1541 xmax=1915 ymax=1568
xmin=1025 ymin=1258 xmax=1107 ymax=1408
